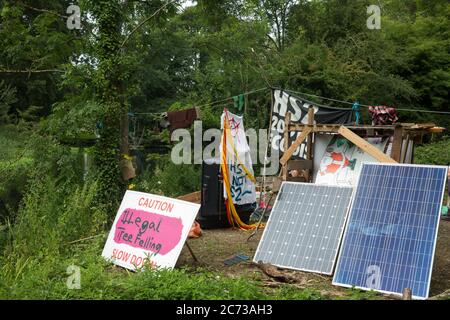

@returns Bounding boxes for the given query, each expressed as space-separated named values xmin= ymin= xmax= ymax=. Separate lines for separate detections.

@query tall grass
xmin=0 ymin=126 xmax=372 ymax=300
xmin=0 ymin=171 xmax=328 ymax=300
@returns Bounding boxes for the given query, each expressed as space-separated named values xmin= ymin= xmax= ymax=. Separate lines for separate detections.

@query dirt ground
xmin=177 ymin=219 xmax=450 ymax=299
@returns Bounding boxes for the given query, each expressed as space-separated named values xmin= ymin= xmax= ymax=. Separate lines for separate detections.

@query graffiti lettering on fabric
xmin=270 ymin=90 xmax=354 ymax=160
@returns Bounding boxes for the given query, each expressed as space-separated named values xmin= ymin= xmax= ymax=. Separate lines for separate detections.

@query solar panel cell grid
xmin=333 ymin=163 xmax=448 ymax=299
xmin=254 ymin=182 xmax=353 ymax=275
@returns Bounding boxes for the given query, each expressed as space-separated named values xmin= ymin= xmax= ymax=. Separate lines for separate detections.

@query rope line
xmin=282 ymin=88 xmax=450 ymax=115
xmin=131 ymin=87 xmax=449 ymax=116
xmin=131 ymin=87 xmax=270 ymax=115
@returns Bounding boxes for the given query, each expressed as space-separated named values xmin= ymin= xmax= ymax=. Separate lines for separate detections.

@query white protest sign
xmin=102 ymin=190 xmax=200 ymax=271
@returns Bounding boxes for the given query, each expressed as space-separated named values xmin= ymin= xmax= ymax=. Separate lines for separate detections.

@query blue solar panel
xmin=333 ymin=163 xmax=448 ymax=299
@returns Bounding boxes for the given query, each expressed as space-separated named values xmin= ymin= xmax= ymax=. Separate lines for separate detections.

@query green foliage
xmin=3 ymin=177 xmax=100 ymax=259
xmin=0 ymin=81 xmax=17 ymax=124
xmin=84 ymin=0 xmax=129 ymax=212
xmin=0 ymin=240 xmax=272 ymax=300
xmin=0 ymin=171 xmax=105 ymax=283
xmin=119 ymin=268 xmax=266 ymax=300
xmin=45 ymin=100 xmax=102 ymax=143
xmin=0 ymin=125 xmax=34 ymax=221
xmin=414 ymin=137 xmax=450 ymax=166
xmin=273 ymin=285 xmax=326 ymax=300
xmin=135 ymin=158 xmax=200 ymax=198
xmin=0 ymin=0 xmax=81 ymax=123
xmin=1 ymin=228 xmax=327 ymax=300
xmin=383 ymin=1 xmax=450 ymax=127
xmin=0 ymin=176 xmax=319 ymax=300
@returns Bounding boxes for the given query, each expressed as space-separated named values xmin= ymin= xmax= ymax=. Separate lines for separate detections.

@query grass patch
xmin=0 ymin=237 xmax=328 ymax=300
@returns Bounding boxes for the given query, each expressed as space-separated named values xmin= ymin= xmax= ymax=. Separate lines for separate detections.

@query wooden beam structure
xmin=287 ymin=123 xmax=443 ymax=137
xmin=391 ymin=125 xmax=404 ymax=162
xmin=278 ymin=121 xmax=441 ymax=180
xmin=337 ymin=126 xmax=397 ymax=163
xmin=306 ymin=107 xmax=314 ymax=182
xmin=401 ymin=134 xmax=411 ymax=163
xmin=280 ymin=127 xmax=312 ymax=166
xmin=177 ymin=191 xmax=201 ymax=204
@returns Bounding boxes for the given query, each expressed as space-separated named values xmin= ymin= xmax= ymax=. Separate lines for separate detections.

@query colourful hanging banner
xmin=220 ymin=109 xmax=259 ymax=230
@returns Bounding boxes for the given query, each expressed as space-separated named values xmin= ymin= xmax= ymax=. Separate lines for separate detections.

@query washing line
xmin=130 ymin=87 xmax=449 ymax=116
xmin=282 ymin=88 xmax=450 ymax=116
xmin=130 ymin=87 xmax=270 ymax=116
xmin=195 ymin=87 xmax=269 ymax=109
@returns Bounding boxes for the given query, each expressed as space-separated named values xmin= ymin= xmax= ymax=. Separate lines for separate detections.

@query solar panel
xmin=333 ymin=163 xmax=448 ymax=299
xmin=254 ymin=182 xmax=353 ymax=275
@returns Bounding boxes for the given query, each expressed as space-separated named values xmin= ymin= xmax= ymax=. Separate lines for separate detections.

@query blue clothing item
xmin=352 ymin=101 xmax=361 ymax=125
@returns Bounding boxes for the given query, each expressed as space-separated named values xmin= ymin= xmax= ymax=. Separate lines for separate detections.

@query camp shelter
xmin=276 ymin=120 xmax=445 ymax=187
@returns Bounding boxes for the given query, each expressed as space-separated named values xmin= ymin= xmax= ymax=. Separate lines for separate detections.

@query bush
xmin=0 ymin=125 xmax=34 ymax=222
xmin=414 ymin=137 xmax=450 ymax=166
xmin=0 ymin=124 xmax=87 ymax=223
xmin=0 ymin=172 xmax=106 ymax=284
xmin=134 ymin=158 xmax=200 ymax=197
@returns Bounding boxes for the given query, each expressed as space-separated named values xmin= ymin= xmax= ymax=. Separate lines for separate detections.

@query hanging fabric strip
xmin=220 ymin=109 xmax=257 ymax=205
xmin=220 ymin=109 xmax=261 ymax=230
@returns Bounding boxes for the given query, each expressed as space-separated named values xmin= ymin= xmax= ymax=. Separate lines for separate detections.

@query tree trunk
xmin=90 ymin=0 xmax=127 ymax=213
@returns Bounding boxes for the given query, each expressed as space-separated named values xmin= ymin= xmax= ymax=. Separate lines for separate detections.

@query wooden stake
xmin=402 ymin=288 xmax=412 ymax=300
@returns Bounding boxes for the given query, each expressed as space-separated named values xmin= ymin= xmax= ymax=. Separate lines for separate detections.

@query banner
xmin=102 ymin=190 xmax=200 ymax=271
xmin=270 ymin=89 xmax=353 ymax=159
xmin=220 ymin=110 xmax=257 ymax=206
xmin=315 ymin=136 xmax=389 ymax=186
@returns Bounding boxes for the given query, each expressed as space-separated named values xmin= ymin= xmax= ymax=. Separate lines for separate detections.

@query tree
xmin=0 ymin=0 xmax=82 ymax=123
xmin=251 ymin=0 xmax=298 ymax=52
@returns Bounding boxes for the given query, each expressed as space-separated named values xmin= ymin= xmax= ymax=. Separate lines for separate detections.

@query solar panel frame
xmin=332 ymin=162 xmax=448 ymax=300
xmin=253 ymin=182 xmax=355 ymax=275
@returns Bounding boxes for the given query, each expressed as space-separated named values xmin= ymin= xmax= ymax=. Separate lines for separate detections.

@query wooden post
xmin=391 ymin=125 xmax=404 ymax=162
xmin=282 ymin=112 xmax=291 ymax=181
xmin=306 ymin=107 xmax=314 ymax=182
xmin=402 ymin=288 xmax=412 ymax=300
xmin=401 ymin=134 xmax=411 ymax=163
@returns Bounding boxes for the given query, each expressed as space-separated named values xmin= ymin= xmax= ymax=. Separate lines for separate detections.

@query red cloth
xmin=167 ymin=108 xmax=198 ymax=133
xmin=368 ymin=106 xmax=398 ymax=125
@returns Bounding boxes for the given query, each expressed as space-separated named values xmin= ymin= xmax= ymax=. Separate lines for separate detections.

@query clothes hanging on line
xmin=167 ymin=107 xmax=200 ymax=133
xmin=233 ymin=94 xmax=245 ymax=112
xmin=368 ymin=106 xmax=399 ymax=125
